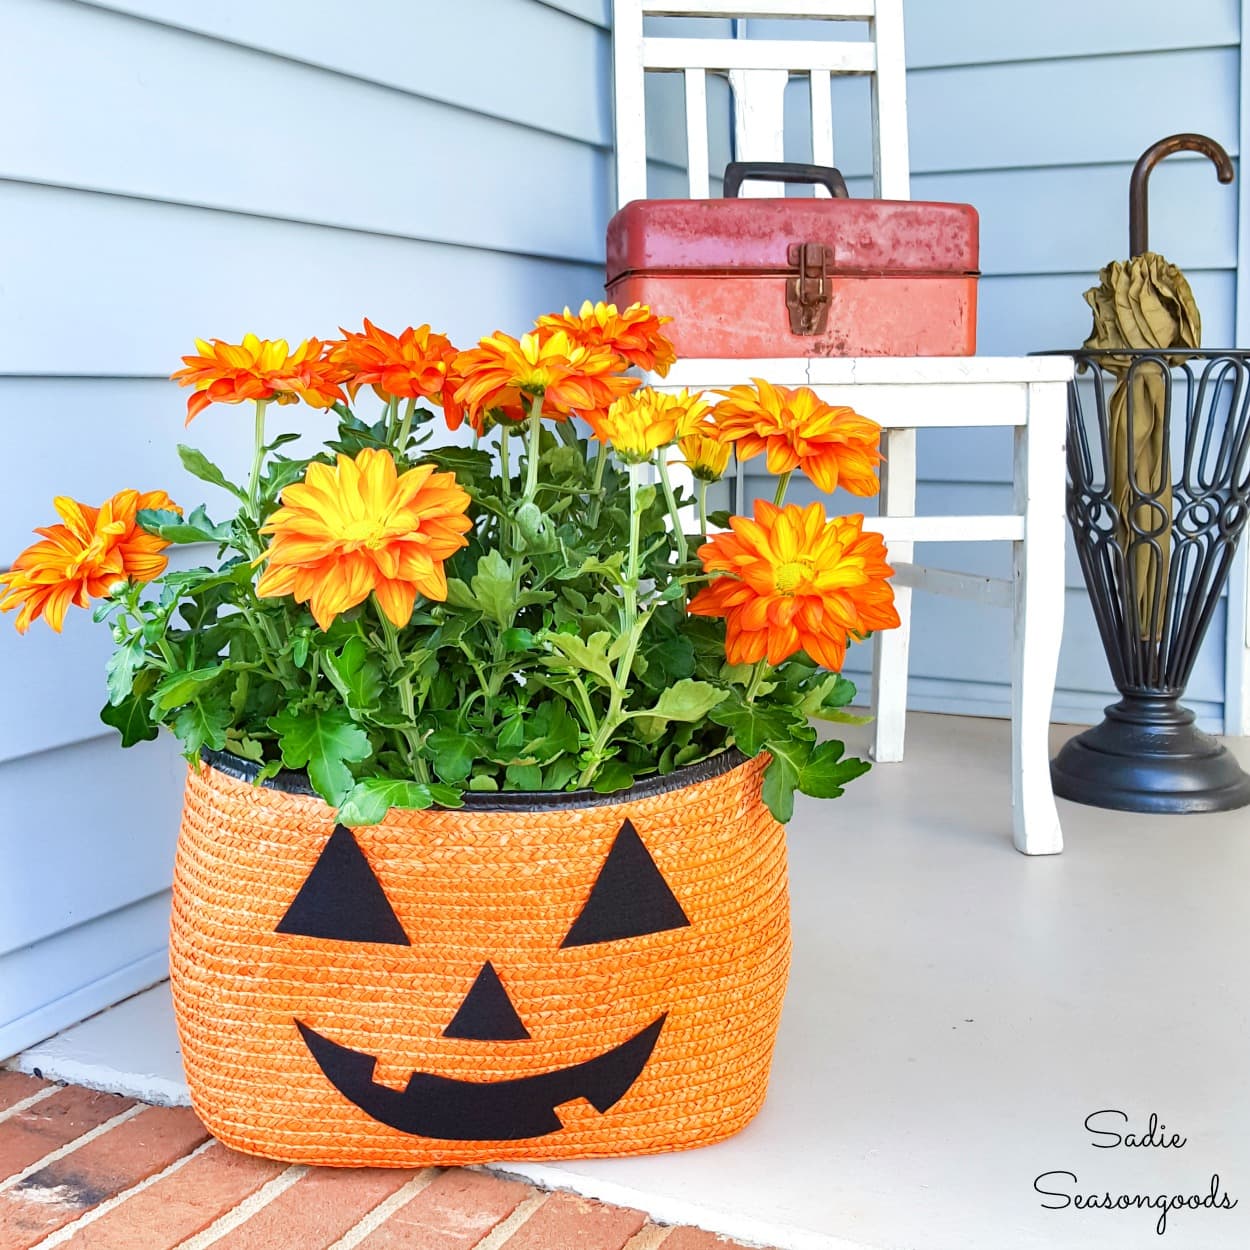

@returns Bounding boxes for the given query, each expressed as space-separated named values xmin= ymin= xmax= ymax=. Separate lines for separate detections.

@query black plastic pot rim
xmin=200 ymin=746 xmax=752 ymax=813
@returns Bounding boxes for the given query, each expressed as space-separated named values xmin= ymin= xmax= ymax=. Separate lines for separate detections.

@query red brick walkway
xmin=0 ymin=1073 xmax=771 ymax=1250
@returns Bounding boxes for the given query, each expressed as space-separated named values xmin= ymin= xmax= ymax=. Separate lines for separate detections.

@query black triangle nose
xmin=442 ymin=961 xmax=531 ymax=1041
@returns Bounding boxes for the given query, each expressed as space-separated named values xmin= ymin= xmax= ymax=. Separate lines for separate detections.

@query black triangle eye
xmin=561 ymin=819 xmax=691 ymax=948
xmin=276 ymin=825 xmax=410 ymax=946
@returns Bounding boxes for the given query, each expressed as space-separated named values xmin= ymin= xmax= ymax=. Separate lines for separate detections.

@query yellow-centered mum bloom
xmin=256 ymin=448 xmax=472 ymax=631
xmin=452 ymin=330 xmax=637 ymax=431
xmin=688 ymin=500 xmax=899 ymax=671
xmin=0 ymin=490 xmax=178 ymax=633
xmin=535 ymin=300 xmax=677 ymax=377
xmin=172 ymin=334 xmax=347 ymax=425
xmin=587 ymin=388 xmax=685 ymax=463
xmin=713 ymin=379 xmax=883 ymax=495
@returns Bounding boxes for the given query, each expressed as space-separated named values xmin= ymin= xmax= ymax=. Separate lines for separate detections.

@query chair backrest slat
xmin=642 ymin=1 xmax=876 ymax=17
xmin=683 ymin=69 xmax=712 ymax=198
xmin=614 ymin=0 xmax=909 ymax=206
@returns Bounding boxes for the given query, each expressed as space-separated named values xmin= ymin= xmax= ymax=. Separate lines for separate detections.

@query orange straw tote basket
xmin=170 ymin=749 xmax=792 ymax=1166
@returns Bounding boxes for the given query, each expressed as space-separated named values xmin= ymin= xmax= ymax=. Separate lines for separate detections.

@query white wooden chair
xmin=612 ymin=0 xmax=1074 ymax=854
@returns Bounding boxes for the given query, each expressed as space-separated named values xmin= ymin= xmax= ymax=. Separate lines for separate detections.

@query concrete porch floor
xmin=7 ymin=713 xmax=1250 ymax=1250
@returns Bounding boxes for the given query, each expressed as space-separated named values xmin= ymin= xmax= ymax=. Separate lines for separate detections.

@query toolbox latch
xmin=785 ymin=242 xmax=832 ymax=335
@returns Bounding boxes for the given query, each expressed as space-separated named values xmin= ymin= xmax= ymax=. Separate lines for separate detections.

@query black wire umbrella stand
xmin=1050 ymin=349 xmax=1250 ymax=813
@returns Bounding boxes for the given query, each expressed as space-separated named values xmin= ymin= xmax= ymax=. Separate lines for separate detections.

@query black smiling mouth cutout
xmin=295 ymin=1014 xmax=666 ymax=1141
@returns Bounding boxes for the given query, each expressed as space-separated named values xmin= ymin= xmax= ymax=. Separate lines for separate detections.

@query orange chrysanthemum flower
xmin=713 ymin=380 xmax=883 ymax=495
xmin=587 ymin=388 xmax=681 ymax=463
xmin=452 ymin=330 xmax=639 ymax=432
xmin=536 ymin=300 xmax=677 ymax=377
xmin=172 ymin=334 xmax=348 ymax=424
xmin=328 ymin=320 xmax=457 ymax=403
xmin=0 ymin=490 xmax=179 ymax=633
xmin=688 ymin=500 xmax=899 ymax=671
xmin=256 ymin=448 xmax=472 ymax=631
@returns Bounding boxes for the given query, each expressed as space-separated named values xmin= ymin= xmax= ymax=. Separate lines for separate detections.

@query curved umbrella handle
xmin=1129 ymin=133 xmax=1234 ymax=256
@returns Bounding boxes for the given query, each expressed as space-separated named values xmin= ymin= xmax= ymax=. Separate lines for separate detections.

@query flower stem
xmin=745 ymin=659 xmax=769 ymax=703
xmin=376 ymin=598 xmax=430 ymax=783
xmin=656 ymin=453 xmax=688 ymax=564
xmin=773 ymin=470 xmax=793 ymax=508
xmin=586 ymin=442 xmax=608 ymax=526
xmin=395 ymin=397 xmax=417 ymax=453
xmin=248 ymin=399 xmax=269 ymax=521
xmin=697 ymin=479 xmax=709 ymax=540
xmin=522 ymin=392 xmax=544 ymax=503
xmin=625 ymin=461 xmax=641 ymax=628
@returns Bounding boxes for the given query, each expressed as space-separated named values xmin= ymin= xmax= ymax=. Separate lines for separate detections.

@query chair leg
xmin=871 ymin=428 xmax=915 ymax=763
xmin=1011 ymin=388 xmax=1067 ymax=855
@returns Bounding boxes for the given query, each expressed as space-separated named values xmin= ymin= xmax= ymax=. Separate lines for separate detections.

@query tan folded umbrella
xmin=1081 ymin=133 xmax=1232 ymax=637
xmin=1082 ymin=253 xmax=1200 ymax=634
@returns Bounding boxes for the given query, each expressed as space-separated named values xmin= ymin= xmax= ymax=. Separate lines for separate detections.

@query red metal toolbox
xmin=605 ymin=162 xmax=979 ymax=358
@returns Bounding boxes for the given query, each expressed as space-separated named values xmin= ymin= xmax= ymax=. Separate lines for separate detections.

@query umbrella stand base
xmin=1051 ymin=694 xmax=1250 ymax=814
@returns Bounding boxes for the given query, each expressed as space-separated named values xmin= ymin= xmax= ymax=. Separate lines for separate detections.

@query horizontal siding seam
xmin=904 ymin=40 xmax=1239 ymax=75
xmin=65 ymin=0 xmax=613 ymax=152
xmin=531 ymin=0 xmax=609 ymax=30
xmin=0 ymin=175 xmax=610 ymax=269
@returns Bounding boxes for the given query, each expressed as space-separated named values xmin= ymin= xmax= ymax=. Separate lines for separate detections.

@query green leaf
xmin=172 ymin=693 xmax=232 ymax=757
xmin=590 ymin=761 xmax=635 ymax=794
xmin=761 ymin=753 xmax=798 ymax=823
xmin=543 ymin=631 xmax=616 ymax=686
xmin=106 ymin=637 xmax=147 ymax=707
xmin=710 ymin=698 xmax=797 ymax=756
xmin=321 ymin=637 xmax=383 ymax=716
xmin=136 ymin=505 xmax=231 ymax=545
xmin=425 ymin=728 xmax=479 ymax=785
xmin=443 ymin=578 xmax=479 ymax=612
xmin=501 ymin=627 xmax=535 ymax=652
xmin=152 ymin=665 xmax=225 ymax=711
xmin=634 ymin=679 xmax=726 ymax=724
xmin=496 ymin=713 xmax=527 ymax=753
xmin=799 ymin=739 xmax=871 ymax=798
xmin=337 ymin=778 xmax=463 ymax=826
xmin=470 ymin=550 xmax=515 ymax=626
xmin=269 ymin=705 xmax=372 ymax=804
xmin=504 ymin=762 xmax=543 ymax=790
xmin=178 ymin=444 xmax=248 ymax=500
xmin=468 ymin=774 xmax=499 ymax=792
xmin=100 ymin=670 xmax=160 ymax=747
xmin=261 ymin=457 xmax=311 ymax=500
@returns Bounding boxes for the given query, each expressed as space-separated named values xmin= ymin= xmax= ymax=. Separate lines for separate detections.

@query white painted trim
xmin=643 ymin=36 xmax=876 ymax=72
xmin=890 ymin=563 xmax=1014 ymax=608
xmin=683 ymin=69 xmax=711 ymax=197
xmin=642 ymin=0 xmax=875 ymax=16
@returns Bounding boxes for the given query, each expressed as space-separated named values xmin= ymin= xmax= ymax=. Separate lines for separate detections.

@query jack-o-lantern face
xmin=169 ymin=753 xmax=791 ymax=1166
xmin=275 ymin=820 xmax=687 ymax=1141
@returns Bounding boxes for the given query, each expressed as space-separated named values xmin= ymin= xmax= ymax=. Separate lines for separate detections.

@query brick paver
xmin=0 ymin=1105 xmax=208 ymax=1250
xmin=0 ymin=1088 xmax=133 ymax=1183
xmin=498 ymin=1189 xmax=649 ymax=1249
xmin=0 ymin=1077 xmax=49 ymax=1116
xmin=59 ymin=1142 xmax=286 ymax=1250
xmin=353 ymin=1168 xmax=532 ymax=1250
xmin=0 ymin=1074 xmax=779 ymax=1250
xmin=210 ymin=1164 xmax=414 ymax=1249
xmin=663 ymin=1227 xmax=765 ymax=1249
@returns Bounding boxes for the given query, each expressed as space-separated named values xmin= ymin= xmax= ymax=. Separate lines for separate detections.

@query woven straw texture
xmin=170 ymin=753 xmax=791 ymax=1166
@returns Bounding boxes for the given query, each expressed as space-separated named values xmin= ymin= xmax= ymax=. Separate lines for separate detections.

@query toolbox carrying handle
xmin=722 ymin=161 xmax=850 ymax=199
